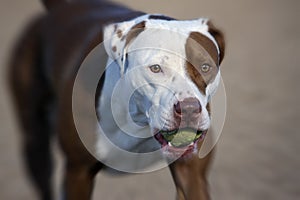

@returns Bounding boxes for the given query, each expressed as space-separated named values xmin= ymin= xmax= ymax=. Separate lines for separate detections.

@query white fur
xmin=97 ymin=14 xmax=221 ymax=160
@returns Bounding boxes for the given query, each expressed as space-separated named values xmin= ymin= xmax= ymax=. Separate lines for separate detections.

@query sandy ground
xmin=1 ymin=0 xmax=300 ymax=199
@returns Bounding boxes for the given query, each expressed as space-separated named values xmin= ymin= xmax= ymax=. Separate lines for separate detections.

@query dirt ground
xmin=1 ymin=0 xmax=300 ymax=199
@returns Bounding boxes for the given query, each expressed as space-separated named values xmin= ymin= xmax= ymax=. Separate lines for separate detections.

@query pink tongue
xmin=154 ymin=133 xmax=167 ymax=146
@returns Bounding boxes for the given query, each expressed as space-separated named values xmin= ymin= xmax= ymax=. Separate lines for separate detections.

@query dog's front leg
xmin=169 ymin=152 xmax=213 ymax=200
xmin=59 ymin=130 xmax=103 ymax=200
xmin=57 ymin=88 xmax=103 ymax=200
xmin=62 ymin=161 xmax=102 ymax=200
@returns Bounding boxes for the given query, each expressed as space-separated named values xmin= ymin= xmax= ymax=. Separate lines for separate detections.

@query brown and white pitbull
xmin=9 ymin=0 xmax=225 ymax=199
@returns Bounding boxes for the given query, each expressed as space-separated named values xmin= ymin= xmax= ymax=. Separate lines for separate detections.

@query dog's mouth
xmin=154 ymin=128 xmax=207 ymax=157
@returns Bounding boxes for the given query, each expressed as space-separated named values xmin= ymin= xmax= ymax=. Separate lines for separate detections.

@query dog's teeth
xmin=189 ymin=142 xmax=194 ymax=146
xmin=168 ymin=142 xmax=173 ymax=147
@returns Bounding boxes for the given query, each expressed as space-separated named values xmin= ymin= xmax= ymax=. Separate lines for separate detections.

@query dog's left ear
xmin=103 ymin=20 xmax=146 ymax=75
xmin=206 ymin=20 xmax=225 ymax=65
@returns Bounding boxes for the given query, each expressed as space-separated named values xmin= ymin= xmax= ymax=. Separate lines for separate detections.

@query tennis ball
xmin=170 ymin=130 xmax=196 ymax=147
xmin=161 ymin=129 xmax=201 ymax=148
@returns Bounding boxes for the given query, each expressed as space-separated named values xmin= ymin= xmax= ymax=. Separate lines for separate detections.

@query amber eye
xmin=149 ymin=64 xmax=162 ymax=73
xmin=200 ymin=64 xmax=211 ymax=73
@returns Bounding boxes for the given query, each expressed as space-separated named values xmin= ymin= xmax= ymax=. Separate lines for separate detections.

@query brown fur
xmin=207 ymin=21 xmax=226 ymax=64
xmin=185 ymin=32 xmax=220 ymax=94
xmin=125 ymin=21 xmax=146 ymax=48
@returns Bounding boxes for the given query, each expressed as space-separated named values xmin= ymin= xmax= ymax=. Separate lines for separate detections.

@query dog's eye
xmin=149 ymin=64 xmax=162 ymax=73
xmin=200 ymin=64 xmax=211 ymax=73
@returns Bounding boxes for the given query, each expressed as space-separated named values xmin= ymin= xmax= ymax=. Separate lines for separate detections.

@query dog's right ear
xmin=207 ymin=20 xmax=225 ymax=65
xmin=103 ymin=20 xmax=146 ymax=75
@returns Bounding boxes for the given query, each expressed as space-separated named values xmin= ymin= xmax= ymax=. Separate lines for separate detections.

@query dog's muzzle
xmin=154 ymin=97 xmax=207 ymax=157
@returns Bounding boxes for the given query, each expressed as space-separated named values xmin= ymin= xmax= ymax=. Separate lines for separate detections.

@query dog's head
xmin=104 ymin=14 xmax=225 ymax=158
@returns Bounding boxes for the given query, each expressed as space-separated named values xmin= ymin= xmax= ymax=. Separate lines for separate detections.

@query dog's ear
xmin=189 ymin=19 xmax=225 ymax=66
xmin=206 ymin=20 xmax=225 ymax=65
xmin=104 ymin=20 xmax=146 ymax=75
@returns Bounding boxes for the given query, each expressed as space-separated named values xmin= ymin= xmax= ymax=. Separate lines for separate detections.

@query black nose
xmin=174 ymin=97 xmax=202 ymax=116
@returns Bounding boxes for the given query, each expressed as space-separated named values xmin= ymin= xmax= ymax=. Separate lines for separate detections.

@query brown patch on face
xmin=185 ymin=32 xmax=219 ymax=94
xmin=112 ymin=46 xmax=117 ymax=52
xmin=116 ymin=29 xmax=123 ymax=38
xmin=207 ymin=21 xmax=225 ymax=64
xmin=189 ymin=32 xmax=219 ymax=65
xmin=185 ymin=62 xmax=207 ymax=94
xmin=125 ymin=21 xmax=146 ymax=47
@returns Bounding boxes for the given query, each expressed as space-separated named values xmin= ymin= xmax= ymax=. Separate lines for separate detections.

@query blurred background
xmin=1 ymin=0 xmax=300 ymax=199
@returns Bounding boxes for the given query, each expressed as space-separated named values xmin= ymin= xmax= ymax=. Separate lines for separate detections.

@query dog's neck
xmin=97 ymin=57 xmax=154 ymax=139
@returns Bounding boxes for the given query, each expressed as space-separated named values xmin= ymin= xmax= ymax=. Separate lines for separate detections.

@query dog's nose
xmin=174 ymin=97 xmax=202 ymax=116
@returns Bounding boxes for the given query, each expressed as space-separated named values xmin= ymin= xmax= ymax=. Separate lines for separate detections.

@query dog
xmin=9 ymin=0 xmax=225 ymax=199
